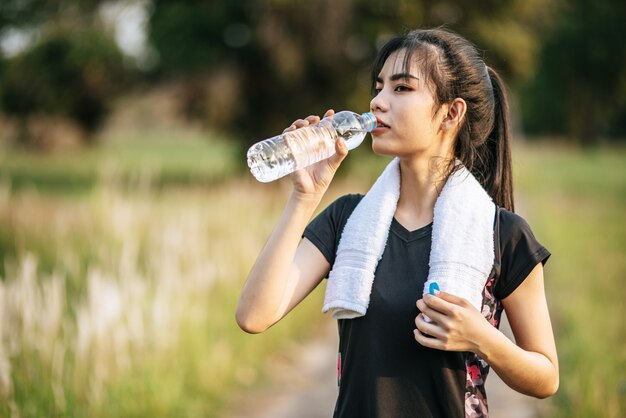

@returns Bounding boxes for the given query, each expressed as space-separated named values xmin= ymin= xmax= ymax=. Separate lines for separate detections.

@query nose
xmin=370 ymin=89 xmax=388 ymax=113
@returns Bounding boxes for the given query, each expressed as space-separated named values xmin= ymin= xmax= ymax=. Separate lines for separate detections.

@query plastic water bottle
xmin=247 ymin=111 xmax=377 ymax=182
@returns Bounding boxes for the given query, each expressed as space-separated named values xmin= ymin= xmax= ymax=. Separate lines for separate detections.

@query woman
xmin=236 ymin=28 xmax=559 ymax=418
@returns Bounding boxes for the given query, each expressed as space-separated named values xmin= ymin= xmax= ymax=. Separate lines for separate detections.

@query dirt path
xmin=226 ymin=320 xmax=338 ymax=418
xmin=226 ymin=316 xmax=553 ymax=418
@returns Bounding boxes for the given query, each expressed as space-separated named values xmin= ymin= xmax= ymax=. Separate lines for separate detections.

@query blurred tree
xmin=147 ymin=0 xmax=557 ymax=144
xmin=520 ymin=0 xmax=626 ymax=144
xmin=0 ymin=0 xmax=108 ymax=26
xmin=147 ymin=0 xmax=252 ymax=129
xmin=1 ymin=28 xmax=126 ymax=147
xmin=0 ymin=0 xmax=129 ymax=148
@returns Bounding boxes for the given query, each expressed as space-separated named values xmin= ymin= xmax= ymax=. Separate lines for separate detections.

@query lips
xmin=373 ymin=117 xmax=390 ymax=134
xmin=376 ymin=117 xmax=390 ymax=128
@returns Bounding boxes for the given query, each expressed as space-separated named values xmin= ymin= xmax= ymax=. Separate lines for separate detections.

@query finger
xmin=283 ymin=118 xmax=310 ymax=134
xmin=415 ymin=313 xmax=446 ymax=339
xmin=437 ymin=291 xmax=473 ymax=308
xmin=326 ymin=138 xmax=348 ymax=168
xmin=422 ymin=293 xmax=458 ymax=315
xmin=416 ymin=298 xmax=448 ymax=325
xmin=413 ymin=327 xmax=445 ymax=350
xmin=323 ymin=109 xmax=335 ymax=118
xmin=283 ymin=124 xmax=296 ymax=133
xmin=335 ymin=137 xmax=348 ymax=156
xmin=293 ymin=118 xmax=309 ymax=128
xmin=305 ymin=115 xmax=321 ymax=124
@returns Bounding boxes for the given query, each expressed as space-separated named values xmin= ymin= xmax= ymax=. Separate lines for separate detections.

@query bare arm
xmin=485 ymin=263 xmax=559 ymax=397
xmin=235 ymin=193 xmax=330 ymax=333
xmin=415 ymin=262 xmax=559 ymax=398
xmin=236 ymin=110 xmax=344 ymax=333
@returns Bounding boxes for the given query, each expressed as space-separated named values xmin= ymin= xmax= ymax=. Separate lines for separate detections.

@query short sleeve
xmin=494 ymin=209 xmax=551 ymax=299
xmin=303 ymin=194 xmax=363 ymax=267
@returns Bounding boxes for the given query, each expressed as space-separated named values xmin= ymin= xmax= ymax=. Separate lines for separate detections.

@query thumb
xmin=328 ymin=137 xmax=348 ymax=167
xmin=336 ymin=136 xmax=348 ymax=156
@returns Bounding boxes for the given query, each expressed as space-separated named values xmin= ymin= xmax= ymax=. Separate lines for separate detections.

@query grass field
xmin=0 ymin=137 xmax=624 ymax=417
xmin=0 ymin=131 xmax=243 ymax=194
xmin=512 ymin=144 xmax=626 ymax=418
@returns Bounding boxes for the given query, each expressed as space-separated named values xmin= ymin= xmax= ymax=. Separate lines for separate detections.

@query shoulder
xmin=304 ymin=193 xmax=364 ymax=266
xmin=497 ymin=209 xmax=547 ymax=257
xmin=494 ymin=208 xmax=551 ymax=299
xmin=313 ymin=193 xmax=364 ymax=227
xmin=331 ymin=193 xmax=364 ymax=217
xmin=498 ymin=208 xmax=535 ymax=242
xmin=330 ymin=193 xmax=364 ymax=207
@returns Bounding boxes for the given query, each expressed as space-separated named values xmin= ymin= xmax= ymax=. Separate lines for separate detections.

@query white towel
xmin=322 ymin=158 xmax=495 ymax=319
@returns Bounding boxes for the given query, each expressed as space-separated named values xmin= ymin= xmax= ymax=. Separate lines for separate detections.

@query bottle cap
xmin=361 ymin=112 xmax=377 ymax=132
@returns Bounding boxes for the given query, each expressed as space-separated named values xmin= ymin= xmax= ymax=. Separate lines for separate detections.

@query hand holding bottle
xmin=247 ymin=109 xmax=376 ymax=186
xmin=285 ymin=109 xmax=349 ymax=198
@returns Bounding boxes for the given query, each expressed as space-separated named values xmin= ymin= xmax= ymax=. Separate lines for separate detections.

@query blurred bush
xmin=519 ymin=0 xmax=626 ymax=145
xmin=0 ymin=0 xmax=625 ymax=148
xmin=146 ymin=0 xmax=558 ymax=143
xmin=1 ymin=28 xmax=127 ymax=148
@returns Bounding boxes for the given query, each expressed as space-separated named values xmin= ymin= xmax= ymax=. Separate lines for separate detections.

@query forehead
xmin=378 ymin=48 xmax=422 ymax=78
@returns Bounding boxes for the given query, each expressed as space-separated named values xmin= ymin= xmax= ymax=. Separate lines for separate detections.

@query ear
xmin=441 ymin=98 xmax=467 ymax=132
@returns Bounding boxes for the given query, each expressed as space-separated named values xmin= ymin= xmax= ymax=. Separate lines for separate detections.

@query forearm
xmin=477 ymin=325 xmax=559 ymax=398
xmin=236 ymin=191 xmax=323 ymax=332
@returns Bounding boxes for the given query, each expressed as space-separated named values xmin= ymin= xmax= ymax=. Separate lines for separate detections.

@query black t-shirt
xmin=303 ymin=194 xmax=550 ymax=418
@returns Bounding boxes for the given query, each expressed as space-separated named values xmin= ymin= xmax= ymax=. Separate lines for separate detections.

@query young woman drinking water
xmin=236 ymin=28 xmax=559 ymax=418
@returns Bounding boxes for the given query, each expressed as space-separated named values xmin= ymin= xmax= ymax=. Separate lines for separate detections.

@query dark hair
xmin=371 ymin=28 xmax=514 ymax=211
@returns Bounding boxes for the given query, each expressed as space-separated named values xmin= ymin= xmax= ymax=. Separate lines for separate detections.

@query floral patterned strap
xmin=464 ymin=277 xmax=504 ymax=418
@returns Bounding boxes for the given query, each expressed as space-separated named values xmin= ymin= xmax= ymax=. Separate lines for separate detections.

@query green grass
xmin=513 ymin=143 xmax=626 ymax=418
xmin=0 ymin=178 xmax=331 ymax=418
xmin=0 ymin=138 xmax=624 ymax=417
xmin=0 ymin=130 xmax=245 ymax=194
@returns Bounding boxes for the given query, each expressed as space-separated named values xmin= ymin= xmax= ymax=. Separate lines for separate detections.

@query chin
xmin=371 ymin=142 xmax=397 ymax=158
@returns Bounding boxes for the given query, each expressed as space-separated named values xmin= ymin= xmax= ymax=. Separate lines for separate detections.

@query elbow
xmin=235 ymin=306 xmax=270 ymax=334
xmin=236 ymin=317 xmax=267 ymax=334
xmin=544 ymin=378 xmax=560 ymax=399
xmin=534 ymin=375 xmax=560 ymax=399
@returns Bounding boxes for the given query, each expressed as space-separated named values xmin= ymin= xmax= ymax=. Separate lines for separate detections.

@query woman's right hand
xmin=284 ymin=109 xmax=349 ymax=198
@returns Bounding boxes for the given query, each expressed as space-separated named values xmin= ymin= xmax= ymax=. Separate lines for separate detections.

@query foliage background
xmin=1 ymin=0 xmax=625 ymax=146
xmin=0 ymin=1 xmax=624 ymax=417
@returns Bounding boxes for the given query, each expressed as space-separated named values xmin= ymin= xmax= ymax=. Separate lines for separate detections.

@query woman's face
xmin=370 ymin=49 xmax=447 ymax=159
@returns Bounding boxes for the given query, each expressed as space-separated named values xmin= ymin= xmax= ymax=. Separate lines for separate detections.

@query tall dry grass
xmin=0 ymin=175 xmax=339 ymax=417
xmin=1 ymin=142 xmax=624 ymax=417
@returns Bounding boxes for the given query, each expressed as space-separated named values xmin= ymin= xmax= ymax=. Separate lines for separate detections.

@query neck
xmin=395 ymin=157 xmax=451 ymax=231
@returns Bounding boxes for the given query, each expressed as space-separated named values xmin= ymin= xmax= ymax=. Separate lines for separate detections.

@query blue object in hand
xmin=429 ymin=282 xmax=440 ymax=295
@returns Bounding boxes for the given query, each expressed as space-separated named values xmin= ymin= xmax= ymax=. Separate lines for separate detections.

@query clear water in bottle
xmin=247 ymin=111 xmax=376 ymax=182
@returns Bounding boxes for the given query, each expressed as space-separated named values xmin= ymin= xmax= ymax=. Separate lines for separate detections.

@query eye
xmin=373 ymin=86 xmax=383 ymax=96
xmin=395 ymin=85 xmax=411 ymax=92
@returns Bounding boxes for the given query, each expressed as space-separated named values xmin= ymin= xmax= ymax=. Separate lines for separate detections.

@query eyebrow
xmin=376 ymin=73 xmax=420 ymax=83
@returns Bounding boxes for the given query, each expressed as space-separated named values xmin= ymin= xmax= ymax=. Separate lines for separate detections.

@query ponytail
xmin=484 ymin=67 xmax=514 ymax=212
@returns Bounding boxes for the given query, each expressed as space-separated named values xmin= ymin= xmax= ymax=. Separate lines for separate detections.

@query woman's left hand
xmin=414 ymin=292 xmax=494 ymax=353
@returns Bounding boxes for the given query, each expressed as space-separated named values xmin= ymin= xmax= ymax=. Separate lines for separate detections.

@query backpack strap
xmin=490 ymin=206 xmax=503 ymax=281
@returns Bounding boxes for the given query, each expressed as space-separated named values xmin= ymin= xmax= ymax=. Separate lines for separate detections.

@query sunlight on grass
xmin=513 ymin=143 xmax=626 ymax=418
xmin=0 ymin=140 xmax=623 ymax=417
xmin=0 ymin=131 xmax=243 ymax=194
xmin=0 ymin=175 xmax=328 ymax=417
